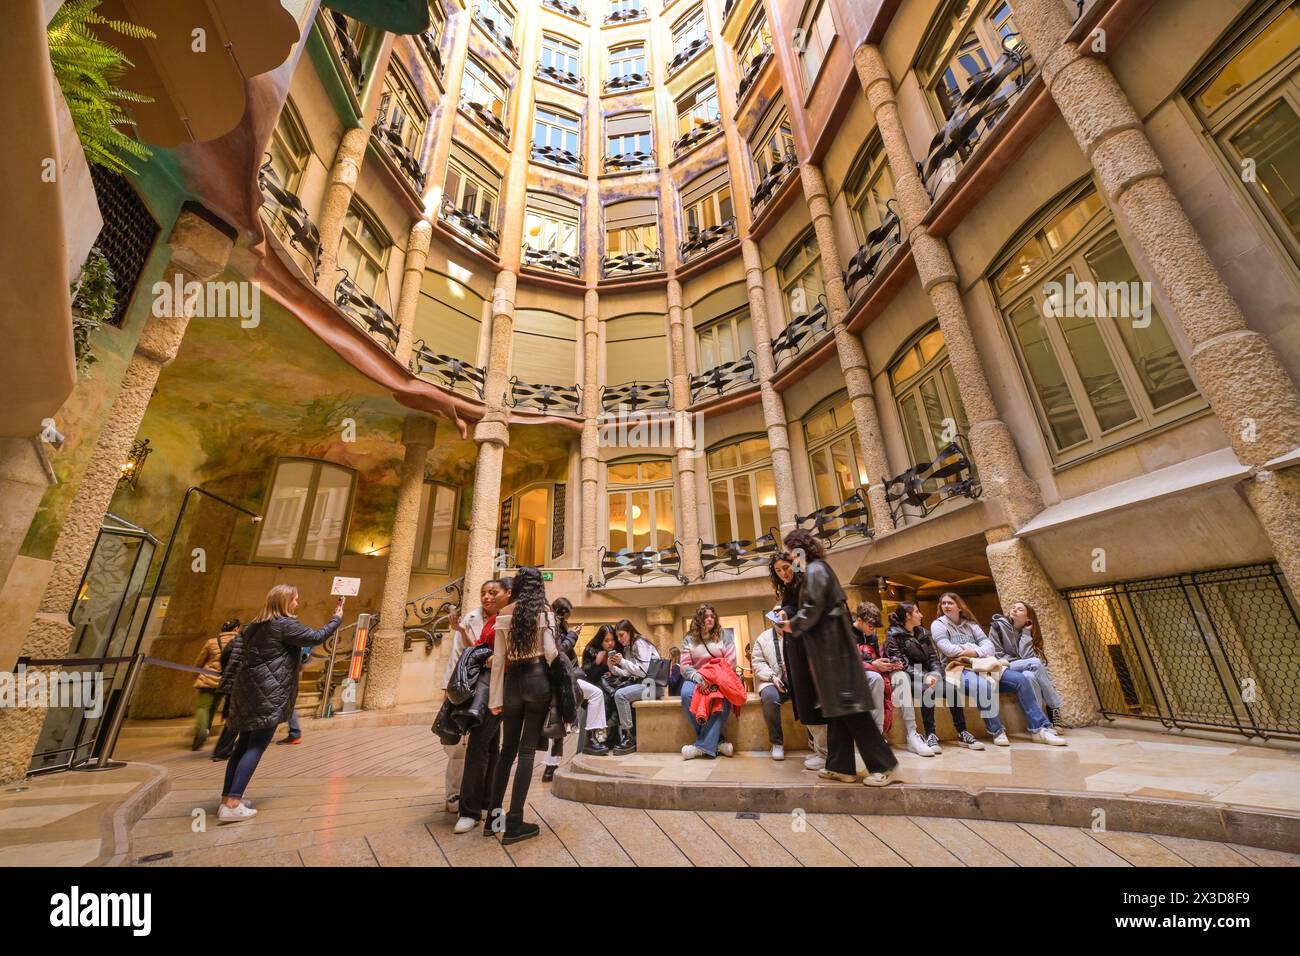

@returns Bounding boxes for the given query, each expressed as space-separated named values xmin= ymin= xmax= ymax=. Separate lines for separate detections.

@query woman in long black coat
xmin=782 ymin=529 xmax=898 ymax=787
xmin=768 ymin=552 xmax=827 ymax=771
xmin=219 ymin=584 xmax=342 ymax=821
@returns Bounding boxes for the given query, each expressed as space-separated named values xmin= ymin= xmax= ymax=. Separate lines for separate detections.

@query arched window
xmin=707 ymin=435 xmax=778 ymax=544
xmin=339 ymin=200 xmax=392 ymax=306
xmin=606 ymin=459 xmax=675 ymax=552
xmin=540 ymin=32 xmax=580 ymax=76
xmin=609 ymin=41 xmax=647 ymax=82
xmin=462 ymin=55 xmax=509 ymax=124
xmin=777 ymin=230 xmax=824 ymax=321
xmin=889 ymin=324 xmax=968 ymax=469
xmin=254 ymin=459 xmax=357 ymax=566
xmin=415 ymin=481 xmax=459 ymax=573
xmin=804 ymin=392 xmax=870 ymax=514
xmin=606 ymin=313 xmax=668 ymax=383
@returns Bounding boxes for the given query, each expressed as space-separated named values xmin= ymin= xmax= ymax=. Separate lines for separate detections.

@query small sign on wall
xmin=331 ymin=576 xmax=361 ymax=597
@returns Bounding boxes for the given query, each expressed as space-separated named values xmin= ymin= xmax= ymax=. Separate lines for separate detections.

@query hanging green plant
xmin=47 ymin=0 xmax=156 ymax=174
xmin=70 ymin=247 xmax=117 ymax=376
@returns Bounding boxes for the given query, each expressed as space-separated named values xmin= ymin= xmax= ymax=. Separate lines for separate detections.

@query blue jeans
xmin=680 ymin=681 xmax=731 ymax=757
xmin=287 ymin=709 xmax=301 ymax=738
xmin=960 ymin=668 xmax=1050 ymax=734
xmin=1009 ymin=658 xmax=1063 ymax=710
xmin=222 ymin=728 xmax=276 ymax=798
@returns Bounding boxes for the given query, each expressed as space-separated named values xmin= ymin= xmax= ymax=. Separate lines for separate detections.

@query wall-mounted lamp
xmin=117 ymin=438 xmax=152 ymax=489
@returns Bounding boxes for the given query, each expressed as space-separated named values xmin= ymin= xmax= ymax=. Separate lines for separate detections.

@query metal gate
xmin=1062 ymin=563 xmax=1300 ymax=739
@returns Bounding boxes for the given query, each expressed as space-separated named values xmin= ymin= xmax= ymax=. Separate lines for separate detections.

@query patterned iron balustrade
xmin=699 ymin=532 xmax=779 ymax=577
xmin=667 ymin=33 xmax=710 ymax=77
xmin=323 ymin=10 xmax=365 ymax=93
xmin=844 ymin=205 xmax=903 ymax=301
xmin=410 ymin=340 xmax=487 ymax=397
xmin=402 ymin=577 xmax=464 ymax=653
xmin=531 ymin=142 xmax=584 ymax=173
xmin=672 ymin=118 xmax=721 ymax=156
xmin=883 ymin=438 xmax=981 ymax=527
xmin=258 ymin=157 xmax=321 ymax=280
xmin=751 ymin=146 xmax=798 ymax=213
xmin=920 ymin=33 xmax=1031 ymax=196
xmin=418 ymin=29 xmax=444 ymax=75
xmin=536 ymin=62 xmax=585 ymax=92
xmin=795 ymin=489 xmax=874 ymax=548
xmin=507 ymin=377 xmax=582 ymax=414
xmin=603 ymin=72 xmax=651 ymax=93
xmin=459 ymin=96 xmax=511 ymax=145
xmin=689 ymin=351 xmax=757 ymax=403
xmin=438 ymin=196 xmax=501 ymax=253
xmin=1063 ymin=563 xmax=1300 ymax=739
xmin=600 ymin=379 xmax=672 ymax=413
xmin=679 ymin=217 xmax=736 ymax=262
xmin=602 ymin=248 xmax=662 ymax=277
xmin=542 ymin=0 xmax=585 ymax=20
xmin=736 ymin=43 xmax=772 ymax=101
xmin=370 ymin=117 xmax=426 ymax=192
xmin=605 ymin=5 xmax=647 ymax=24
xmin=335 ymin=271 xmax=399 ymax=352
xmin=721 ymin=0 xmax=739 ymax=24
xmin=770 ymin=297 xmax=830 ymax=368
xmin=589 ymin=543 xmax=689 ymax=588
xmin=521 ymin=244 xmax=582 ymax=276
xmin=603 ymin=149 xmax=656 ymax=173
xmin=474 ymin=12 xmax=518 ymax=60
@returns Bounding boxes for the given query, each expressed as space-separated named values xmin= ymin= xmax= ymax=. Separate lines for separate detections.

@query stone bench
xmin=632 ymin=691 xmax=1029 ymax=753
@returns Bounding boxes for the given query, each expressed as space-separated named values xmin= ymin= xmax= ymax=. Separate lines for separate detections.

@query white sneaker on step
xmin=682 ymin=744 xmax=703 ymax=760
xmin=453 ymin=816 xmax=478 ymax=834
xmin=863 ymin=769 xmax=898 ymax=787
xmin=717 ymin=742 xmax=734 ymax=757
xmin=906 ymin=732 xmax=935 ymax=757
xmin=817 ymin=768 xmax=857 ymax=783
xmin=770 ymin=745 xmax=785 ymax=761
xmin=217 ymin=803 xmax=257 ymax=822
xmin=804 ymin=754 xmax=826 ymax=771
xmin=992 ymin=731 xmax=1011 ymax=747
xmin=1032 ymin=727 xmax=1068 ymax=747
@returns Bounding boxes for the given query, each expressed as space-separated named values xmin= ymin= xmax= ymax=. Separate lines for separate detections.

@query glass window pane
xmin=733 ymin=473 xmax=756 ymax=541
xmin=738 ymin=436 xmax=770 ymax=464
xmin=1228 ymin=97 xmax=1300 ymax=245
xmin=830 ymin=438 xmax=857 ymax=501
xmin=608 ymin=493 xmax=628 ymax=550
xmin=631 ymin=490 xmax=651 ymax=551
xmin=919 ymin=329 xmax=945 ymax=363
xmin=425 ymin=485 xmax=456 ymax=570
xmin=891 ymin=348 xmax=921 ymax=386
xmin=940 ymin=362 xmax=969 ymax=436
xmin=654 ymin=488 xmax=675 ymax=549
xmin=608 ymin=462 xmax=639 ymax=483
xmin=516 ymin=487 xmax=549 ymax=566
xmin=642 ymin=460 xmax=671 ymax=482
xmin=995 ymin=236 xmax=1048 ymax=293
xmin=1051 ymin=271 xmax=1139 ymax=431
xmin=1043 ymin=190 xmax=1105 ymax=252
xmin=257 ymin=461 xmax=314 ymax=559
xmin=1007 ymin=298 xmax=1089 ymax=449
xmin=711 ymin=480 xmax=732 ymax=543
xmin=811 ymin=448 xmax=837 ymax=509
xmin=899 ymin=393 xmax=931 ymax=464
xmin=301 ymin=465 xmax=351 ymax=562
xmin=1197 ymin=6 xmax=1300 ymax=113
xmin=756 ymin=469 xmax=778 ymax=537
xmin=805 ymin=407 xmax=835 ymax=441
xmin=919 ymin=377 xmax=949 ymax=451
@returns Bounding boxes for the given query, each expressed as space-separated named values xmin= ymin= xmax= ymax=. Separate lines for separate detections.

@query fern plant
xmin=47 ymin=0 xmax=156 ymax=174
xmin=70 ymin=247 xmax=117 ymax=376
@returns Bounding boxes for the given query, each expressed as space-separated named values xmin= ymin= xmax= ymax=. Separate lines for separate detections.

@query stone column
xmin=580 ymin=289 xmax=601 ymax=580
xmin=645 ymin=606 xmax=677 ymax=656
xmin=0 ymin=437 xmax=53 ymax=594
xmin=1012 ymin=0 xmax=1300 ymax=593
xmin=742 ymin=239 xmax=798 ymax=534
xmin=800 ymin=166 xmax=895 ymax=535
xmin=393 ymin=218 xmax=432 ymax=368
xmin=364 ymin=415 xmax=437 ymax=710
xmin=315 ymin=125 xmax=370 ymax=301
xmin=0 ymin=207 xmax=235 ymax=785
xmin=667 ymin=279 xmax=703 ymax=579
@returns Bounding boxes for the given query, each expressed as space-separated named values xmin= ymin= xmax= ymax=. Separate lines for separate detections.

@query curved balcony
xmin=334 ymin=272 xmax=399 ymax=352
xmin=458 ymin=97 xmax=510 ymax=146
xmin=257 ymin=158 xmax=321 ymax=280
xmin=370 ymin=120 xmax=426 ymax=194
xmin=474 ymin=12 xmax=518 ymax=61
xmin=795 ymin=490 xmax=873 ymax=549
xmin=418 ymin=30 xmax=444 ymax=77
xmin=536 ymin=62 xmax=585 ymax=92
xmin=589 ymin=543 xmax=688 ymax=588
xmin=845 ymin=207 xmax=903 ymax=301
xmin=409 ymin=341 xmax=487 ymax=398
xmin=600 ymin=379 xmax=672 ymax=413
xmin=699 ymin=532 xmax=780 ymax=577
xmin=920 ymin=34 xmax=1033 ymax=197
xmin=751 ymin=147 xmax=798 ymax=214
xmin=521 ymin=244 xmax=582 ymax=277
xmin=679 ymin=217 xmax=736 ymax=262
xmin=604 ymin=72 xmax=650 ymax=94
xmin=531 ymin=142 xmax=584 ymax=174
xmin=689 ymin=352 xmax=756 ymax=404
xmin=736 ymin=44 xmax=772 ymax=102
xmin=672 ymin=118 xmax=721 ymax=157
xmin=438 ymin=197 xmax=500 ymax=254
xmin=603 ymin=248 xmax=662 ymax=278
xmin=883 ymin=439 xmax=981 ymax=527
xmin=542 ymin=0 xmax=585 ymax=20
xmin=507 ymin=378 xmax=582 ymax=415
xmin=322 ymin=10 xmax=365 ymax=95
xmin=771 ymin=298 xmax=830 ymax=369
xmin=603 ymin=149 xmax=656 ymax=173
xmin=605 ymin=7 xmax=647 ymax=25
xmin=667 ymin=34 xmax=710 ymax=78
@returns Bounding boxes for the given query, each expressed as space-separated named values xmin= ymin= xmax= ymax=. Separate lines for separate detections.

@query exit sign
xmin=541 ymin=571 xmax=554 ymax=581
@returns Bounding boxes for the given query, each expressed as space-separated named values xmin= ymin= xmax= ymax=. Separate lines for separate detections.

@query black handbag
xmin=643 ymin=657 xmax=671 ymax=688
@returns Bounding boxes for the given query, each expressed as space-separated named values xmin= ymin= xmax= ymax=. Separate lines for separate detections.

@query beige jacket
xmin=489 ymin=608 xmax=558 ymax=711
xmin=193 ymin=633 xmax=232 ymax=690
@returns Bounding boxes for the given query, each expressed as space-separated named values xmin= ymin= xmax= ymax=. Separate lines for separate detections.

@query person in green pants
xmin=193 ymin=620 xmax=239 ymax=750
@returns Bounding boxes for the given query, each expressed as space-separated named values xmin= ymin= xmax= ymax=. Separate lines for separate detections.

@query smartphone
xmin=765 ymin=610 xmax=784 ymax=625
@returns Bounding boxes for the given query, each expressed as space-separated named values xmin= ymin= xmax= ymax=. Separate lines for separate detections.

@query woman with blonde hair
xmin=219 ymin=584 xmax=343 ymax=821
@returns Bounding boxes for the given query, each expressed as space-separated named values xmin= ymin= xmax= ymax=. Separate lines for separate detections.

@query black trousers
xmin=458 ymin=709 xmax=502 ymax=820
xmin=826 ymin=710 xmax=897 ymax=775
xmin=489 ymin=660 xmax=551 ymax=826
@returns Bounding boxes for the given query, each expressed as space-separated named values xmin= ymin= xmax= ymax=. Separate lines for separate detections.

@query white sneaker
xmin=217 ymin=802 xmax=257 ymax=822
xmin=717 ymin=742 xmax=734 ymax=757
xmin=863 ymin=769 xmax=898 ymax=787
xmin=992 ymin=731 xmax=1011 ymax=747
xmin=1032 ymin=727 xmax=1068 ymax=747
xmin=956 ymin=731 xmax=985 ymax=751
xmin=453 ymin=816 xmax=478 ymax=834
xmin=906 ymin=732 xmax=935 ymax=757
xmin=770 ymin=745 xmax=785 ymax=761
xmin=682 ymin=744 xmax=703 ymax=760
xmin=804 ymin=754 xmax=826 ymax=771
xmin=818 ymin=768 xmax=857 ymax=783
xmin=926 ymin=733 xmax=943 ymax=754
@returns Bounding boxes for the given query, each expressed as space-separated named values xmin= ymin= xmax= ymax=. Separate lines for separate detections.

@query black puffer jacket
xmin=229 ymin=615 xmax=340 ymax=732
xmin=787 ymin=558 xmax=872 ymax=719
xmin=884 ymin=624 xmax=942 ymax=675
xmin=216 ymin=631 xmax=245 ymax=696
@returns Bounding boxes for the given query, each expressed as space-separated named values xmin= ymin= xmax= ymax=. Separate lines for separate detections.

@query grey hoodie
xmin=987 ymin=614 xmax=1036 ymax=661
xmin=931 ymin=615 xmax=993 ymax=665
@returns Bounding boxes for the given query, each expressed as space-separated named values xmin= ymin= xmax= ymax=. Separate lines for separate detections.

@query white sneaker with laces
xmin=770 ymin=744 xmax=785 ymax=761
xmin=1032 ymin=727 xmax=1068 ymax=747
xmin=453 ymin=816 xmax=478 ymax=834
xmin=992 ymin=731 xmax=1011 ymax=747
xmin=957 ymin=731 xmax=985 ymax=750
xmin=217 ymin=802 xmax=257 ymax=822
xmin=926 ymin=733 xmax=943 ymax=754
xmin=906 ymin=732 xmax=935 ymax=757
xmin=717 ymin=742 xmax=734 ymax=757
xmin=863 ymin=769 xmax=898 ymax=787
xmin=804 ymin=754 xmax=826 ymax=771
xmin=818 ymin=768 xmax=857 ymax=783
xmin=682 ymin=744 xmax=703 ymax=760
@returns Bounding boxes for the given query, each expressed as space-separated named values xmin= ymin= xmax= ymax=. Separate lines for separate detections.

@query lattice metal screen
xmin=89 ymin=166 xmax=160 ymax=327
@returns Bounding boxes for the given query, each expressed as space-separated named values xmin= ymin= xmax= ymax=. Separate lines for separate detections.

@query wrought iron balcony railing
xmin=474 ymin=13 xmax=518 ymax=60
xmin=410 ymin=340 xmax=487 ymax=397
xmin=883 ymin=439 xmax=981 ymax=527
xmin=604 ymin=72 xmax=651 ymax=93
xmin=418 ymin=30 xmax=444 ymax=75
xmin=844 ymin=206 xmax=903 ymax=301
xmin=679 ymin=217 xmax=736 ymax=262
xmin=531 ymin=142 xmax=583 ymax=173
xmin=257 ymin=157 xmax=321 ymax=280
xmin=507 ymin=377 xmax=582 ymax=414
xmin=699 ymin=532 xmax=779 ymax=577
xmin=323 ymin=11 xmax=365 ymax=94
xmin=605 ymin=6 xmax=647 ymax=24
xmin=771 ymin=297 xmax=830 ymax=368
xmin=522 ymin=244 xmax=582 ymax=276
xmin=602 ymin=248 xmax=662 ymax=277
xmin=672 ymin=118 xmax=721 ymax=156
xmin=920 ymin=34 xmax=1032 ymax=196
xmin=589 ymin=543 xmax=688 ymax=588
xmin=667 ymin=33 xmax=709 ymax=76
xmin=335 ymin=272 xmax=399 ymax=352
xmin=689 ymin=352 xmax=756 ymax=403
xmin=736 ymin=44 xmax=772 ymax=101
xmin=536 ymin=63 xmax=585 ymax=92
xmin=795 ymin=490 xmax=873 ymax=548
xmin=459 ymin=97 xmax=510 ymax=145
xmin=751 ymin=147 xmax=798 ymax=213
xmin=603 ymin=149 xmax=656 ymax=173
xmin=438 ymin=197 xmax=501 ymax=253
xmin=370 ymin=121 xmax=426 ymax=193
xmin=600 ymin=379 xmax=672 ymax=413
xmin=542 ymin=0 xmax=585 ymax=20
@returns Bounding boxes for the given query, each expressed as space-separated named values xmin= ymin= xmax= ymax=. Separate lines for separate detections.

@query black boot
xmin=582 ymin=730 xmax=610 ymax=756
xmin=542 ymin=765 xmax=557 ymax=782
xmin=612 ymin=729 xmax=637 ymax=756
xmin=501 ymin=815 xmax=540 ymax=846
